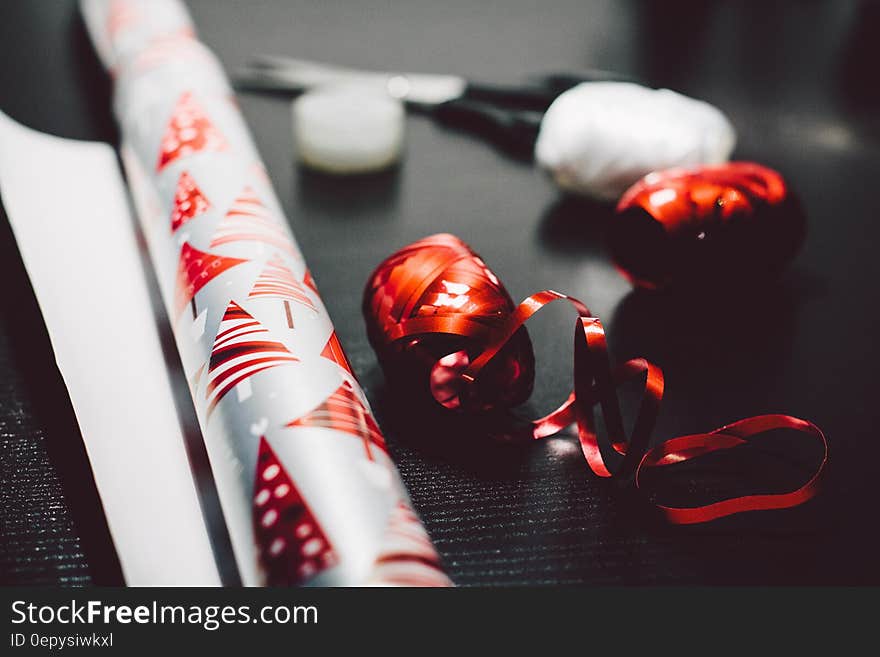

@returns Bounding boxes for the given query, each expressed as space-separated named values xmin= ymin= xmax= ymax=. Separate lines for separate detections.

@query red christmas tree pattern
xmin=253 ymin=437 xmax=338 ymax=585
xmin=285 ymin=383 xmax=386 ymax=460
xmin=130 ymin=31 xmax=200 ymax=75
xmin=173 ymin=242 xmax=247 ymax=318
xmin=157 ymin=92 xmax=228 ymax=171
xmin=106 ymin=0 xmax=139 ymax=38
xmin=320 ymin=331 xmax=355 ymax=378
xmin=303 ymin=268 xmax=319 ymax=295
xmin=209 ymin=186 xmax=295 ymax=256
xmin=248 ymin=257 xmax=315 ymax=308
xmin=248 ymin=256 xmax=316 ymax=328
xmin=367 ymin=501 xmax=451 ymax=587
xmin=170 ymin=171 xmax=211 ymax=232
xmin=206 ymin=302 xmax=299 ymax=414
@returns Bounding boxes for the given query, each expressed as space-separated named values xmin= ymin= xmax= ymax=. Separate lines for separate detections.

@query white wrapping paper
xmin=0 ymin=110 xmax=220 ymax=586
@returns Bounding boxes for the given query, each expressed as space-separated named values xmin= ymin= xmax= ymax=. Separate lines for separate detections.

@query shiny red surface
xmin=364 ymin=233 xmax=535 ymax=413
xmin=611 ymin=162 xmax=805 ymax=289
xmin=364 ymin=233 xmax=827 ymax=524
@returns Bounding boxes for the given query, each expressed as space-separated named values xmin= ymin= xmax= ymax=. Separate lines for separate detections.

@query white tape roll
xmin=292 ymin=87 xmax=405 ymax=174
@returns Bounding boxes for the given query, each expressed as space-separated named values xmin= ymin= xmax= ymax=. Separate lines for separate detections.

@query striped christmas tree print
xmin=253 ymin=436 xmax=337 ymax=585
xmin=248 ymin=256 xmax=316 ymax=328
xmin=170 ymin=171 xmax=210 ymax=232
xmin=157 ymin=92 xmax=228 ymax=171
xmin=303 ymin=268 xmax=319 ymax=295
xmin=209 ymin=186 xmax=296 ymax=256
xmin=367 ymin=501 xmax=451 ymax=587
xmin=130 ymin=31 xmax=203 ymax=77
xmin=205 ymin=301 xmax=299 ymax=414
xmin=285 ymin=382 xmax=386 ymax=460
xmin=174 ymin=241 xmax=247 ymax=319
xmin=106 ymin=0 xmax=139 ymax=38
xmin=320 ymin=331 xmax=355 ymax=378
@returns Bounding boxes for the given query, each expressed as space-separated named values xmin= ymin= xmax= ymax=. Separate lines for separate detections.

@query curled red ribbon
xmin=364 ymin=233 xmax=827 ymax=524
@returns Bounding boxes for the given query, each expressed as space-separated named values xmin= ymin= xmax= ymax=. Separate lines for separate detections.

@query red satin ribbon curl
xmin=363 ymin=233 xmax=827 ymax=524
xmin=611 ymin=162 xmax=807 ymax=290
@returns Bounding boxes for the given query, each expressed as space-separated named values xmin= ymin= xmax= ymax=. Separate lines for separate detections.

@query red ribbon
xmin=611 ymin=162 xmax=806 ymax=290
xmin=364 ymin=233 xmax=827 ymax=524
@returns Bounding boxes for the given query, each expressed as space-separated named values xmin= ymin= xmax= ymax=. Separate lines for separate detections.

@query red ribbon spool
xmin=610 ymin=162 xmax=806 ymax=289
xmin=363 ymin=233 xmax=827 ymax=524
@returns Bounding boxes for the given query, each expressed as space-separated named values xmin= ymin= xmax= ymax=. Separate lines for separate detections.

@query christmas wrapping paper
xmin=81 ymin=0 xmax=450 ymax=586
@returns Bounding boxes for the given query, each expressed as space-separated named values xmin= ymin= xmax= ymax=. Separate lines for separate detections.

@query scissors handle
xmin=463 ymin=82 xmax=562 ymax=112
xmin=464 ymin=69 xmax=636 ymax=112
xmin=431 ymin=98 xmax=543 ymax=160
xmin=535 ymin=69 xmax=641 ymax=90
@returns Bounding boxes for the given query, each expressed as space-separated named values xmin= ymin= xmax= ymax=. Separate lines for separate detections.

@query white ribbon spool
xmin=535 ymin=82 xmax=736 ymax=201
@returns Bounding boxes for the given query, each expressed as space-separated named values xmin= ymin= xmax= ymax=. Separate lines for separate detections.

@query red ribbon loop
xmin=363 ymin=234 xmax=827 ymax=524
xmin=459 ymin=292 xmax=827 ymax=523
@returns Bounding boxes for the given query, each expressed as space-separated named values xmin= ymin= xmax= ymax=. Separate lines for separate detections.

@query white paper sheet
xmin=0 ymin=110 xmax=220 ymax=586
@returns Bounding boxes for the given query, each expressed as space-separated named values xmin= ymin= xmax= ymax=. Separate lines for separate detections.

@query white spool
xmin=535 ymin=82 xmax=737 ymax=201
xmin=292 ymin=87 xmax=405 ymax=174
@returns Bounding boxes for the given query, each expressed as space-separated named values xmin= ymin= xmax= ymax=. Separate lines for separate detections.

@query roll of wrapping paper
xmin=80 ymin=0 xmax=450 ymax=587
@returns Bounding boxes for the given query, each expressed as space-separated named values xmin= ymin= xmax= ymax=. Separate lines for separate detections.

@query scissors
xmin=235 ymin=55 xmax=634 ymax=159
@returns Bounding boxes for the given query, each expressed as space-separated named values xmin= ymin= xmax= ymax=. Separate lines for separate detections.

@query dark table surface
xmin=1 ymin=0 xmax=878 ymax=586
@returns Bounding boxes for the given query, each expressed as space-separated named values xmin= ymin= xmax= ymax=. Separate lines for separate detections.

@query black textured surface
xmin=0 ymin=324 xmax=91 ymax=586
xmin=1 ymin=0 xmax=879 ymax=586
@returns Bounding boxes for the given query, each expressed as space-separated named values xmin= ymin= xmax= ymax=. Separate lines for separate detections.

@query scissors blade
xmin=238 ymin=55 xmax=467 ymax=105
